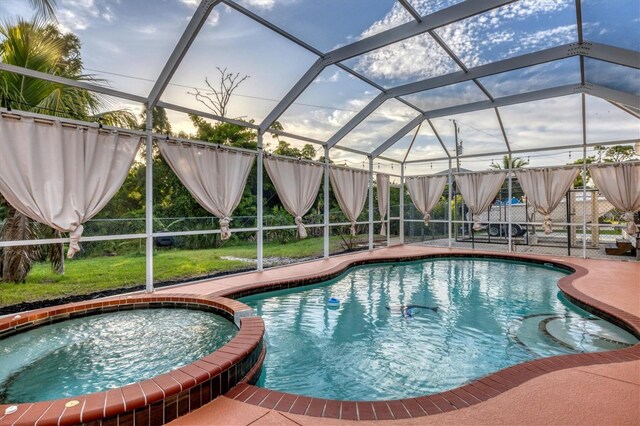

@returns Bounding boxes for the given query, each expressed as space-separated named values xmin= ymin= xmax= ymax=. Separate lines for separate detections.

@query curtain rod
xmin=0 ymin=109 xmax=144 ymax=137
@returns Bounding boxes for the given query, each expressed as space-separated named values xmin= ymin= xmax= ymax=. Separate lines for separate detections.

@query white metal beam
xmin=608 ymin=101 xmax=640 ymax=119
xmin=326 ymin=93 xmax=387 ymax=148
xmin=397 ymin=0 xmax=422 ymax=22
xmin=423 ymin=84 xmax=583 ymax=118
xmin=258 ymin=0 xmax=516 ymax=135
xmin=327 ymin=0 xmax=516 ymax=64
xmin=327 ymin=44 xmax=577 ymax=148
xmin=157 ymin=100 xmax=259 ymax=129
xmin=404 ymin=138 xmax=640 ymax=164
xmin=0 ymin=62 xmax=147 ymax=104
xmin=372 ymin=85 xmax=582 ymax=159
xmin=388 ymin=44 xmax=578 ymax=98
xmin=583 ymin=42 xmax=640 ymax=69
xmin=147 ymin=0 xmax=223 ymax=108
xmin=371 ymin=116 xmax=426 ymax=158
xmin=584 ymin=83 xmax=640 ymax=107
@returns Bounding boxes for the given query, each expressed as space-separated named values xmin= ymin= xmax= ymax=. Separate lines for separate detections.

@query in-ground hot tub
xmin=0 ymin=294 xmax=265 ymax=426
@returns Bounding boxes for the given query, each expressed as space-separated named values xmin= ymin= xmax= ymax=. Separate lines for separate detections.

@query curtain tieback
xmin=472 ymin=214 xmax=482 ymax=231
xmin=350 ymin=221 xmax=357 ymax=236
xmin=543 ymin=215 xmax=553 ymax=235
xmin=423 ymin=212 xmax=431 ymax=225
xmin=380 ymin=216 xmax=387 ymax=236
xmin=219 ymin=217 xmax=232 ymax=240
xmin=67 ymin=224 xmax=84 ymax=259
xmin=624 ymin=211 xmax=638 ymax=235
xmin=295 ymin=216 xmax=308 ymax=239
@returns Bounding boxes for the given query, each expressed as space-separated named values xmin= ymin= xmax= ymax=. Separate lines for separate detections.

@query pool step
xmin=512 ymin=314 xmax=636 ymax=356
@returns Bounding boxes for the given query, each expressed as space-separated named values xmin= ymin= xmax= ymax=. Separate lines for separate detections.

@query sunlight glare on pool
xmin=241 ymin=258 xmax=637 ymax=401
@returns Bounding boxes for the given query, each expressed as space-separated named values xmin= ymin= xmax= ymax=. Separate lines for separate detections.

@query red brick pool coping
xmin=215 ymin=252 xmax=640 ymax=421
xmin=0 ymin=294 xmax=265 ymax=426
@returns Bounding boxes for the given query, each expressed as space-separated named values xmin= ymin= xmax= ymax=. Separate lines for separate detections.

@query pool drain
xmin=5 ymin=406 xmax=18 ymax=415
xmin=65 ymin=400 xmax=80 ymax=408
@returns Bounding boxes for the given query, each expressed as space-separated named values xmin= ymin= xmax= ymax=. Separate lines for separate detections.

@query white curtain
xmin=159 ymin=142 xmax=255 ymax=240
xmin=264 ymin=156 xmax=323 ymax=238
xmin=590 ymin=163 xmax=640 ymax=235
xmin=0 ymin=117 xmax=141 ymax=258
xmin=405 ymin=175 xmax=448 ymax=225
xmin=455 ymin=172 xmax=507 ymax=231
xmin=515 ymin=168 xmax=579 ymax=234
xmin=330 ymin=167 xmax=369 ymax=235
xmin=377 ymin=174 xmax=390 ymax=236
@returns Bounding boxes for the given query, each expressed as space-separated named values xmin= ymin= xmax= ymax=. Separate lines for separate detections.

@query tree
xmin=0 ymin=19 xmax=136 ymax=282
xmin=187 ymin=67 xmax=249 ymax=118
xmin=490 ymin=155 xmax=529 ymax=169
xmin=139 ymin=106 xmax=172 ymax=135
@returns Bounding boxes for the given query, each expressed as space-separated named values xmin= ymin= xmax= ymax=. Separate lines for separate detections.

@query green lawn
xmin=0 ymin=236 xmax=355 ymax=307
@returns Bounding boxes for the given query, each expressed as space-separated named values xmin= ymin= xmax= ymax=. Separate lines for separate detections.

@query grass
xmin=0 ymin=236 xmax=356 ymax=307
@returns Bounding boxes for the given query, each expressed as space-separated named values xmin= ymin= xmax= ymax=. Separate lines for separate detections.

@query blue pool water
xmin=0 ymin=309 xmax=237 ymax=403
xmin=240 ymin=258 xmax=637 ymax=401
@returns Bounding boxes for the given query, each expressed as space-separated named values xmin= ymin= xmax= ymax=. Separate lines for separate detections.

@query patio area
xmin=0 ymin=1 xmax=639 ymax=425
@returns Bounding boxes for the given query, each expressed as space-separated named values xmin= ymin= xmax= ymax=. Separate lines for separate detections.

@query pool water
xmin=241 ymin=258 xmax=637 ymax=401
xmin=0 ymin=309 xmax=237 ymax=403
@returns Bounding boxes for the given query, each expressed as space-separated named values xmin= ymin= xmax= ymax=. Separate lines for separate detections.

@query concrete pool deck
xmin=162 ymin=245 xmax=640 ymax=425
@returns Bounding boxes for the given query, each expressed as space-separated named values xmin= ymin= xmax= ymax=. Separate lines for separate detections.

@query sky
xmin=1 ymin=0 xmax=638 ymax=173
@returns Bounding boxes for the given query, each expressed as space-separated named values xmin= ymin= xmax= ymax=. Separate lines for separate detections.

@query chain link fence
xmin=406 ymin=179 xmax=638 ymax=261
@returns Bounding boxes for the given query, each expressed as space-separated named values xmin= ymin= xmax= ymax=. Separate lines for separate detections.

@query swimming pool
xmin=0 ymin=308 xmax=237 ymax=403
xmin=241 ymin=258 xmax=637 ymax=401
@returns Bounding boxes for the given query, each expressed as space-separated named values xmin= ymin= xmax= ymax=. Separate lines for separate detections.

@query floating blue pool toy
xmin=327 ymin=297 xmax=340 ymax=308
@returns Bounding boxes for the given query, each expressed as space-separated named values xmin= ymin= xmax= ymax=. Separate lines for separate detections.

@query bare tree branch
xmin=187 ymin=67 xmax=249 ymax=118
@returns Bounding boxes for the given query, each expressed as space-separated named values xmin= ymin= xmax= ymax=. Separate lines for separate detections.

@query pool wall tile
xmin=163 ymin=394 xmax=178 ymax=423
xmin=117 ymin=411 xmax=133 ymax=426
xmin=176 ymin=390 xmax=190 ymax=417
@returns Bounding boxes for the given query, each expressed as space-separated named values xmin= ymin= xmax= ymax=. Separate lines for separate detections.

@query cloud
xmin=179 ymin=0 xmax=198 ymax=8
xmin=137 ymin=25 xmax=157 ymax=35
xmin=57 ymin=0 xmax=118 ymax=33
xmin=349 ymin=0 xmax=576 ymax=86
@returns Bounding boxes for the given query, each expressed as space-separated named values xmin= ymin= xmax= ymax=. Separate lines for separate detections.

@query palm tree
xmin=29 ymin=0 xmax=57 ymax=21
xmin=0 ymin=19 xmax=137 ymax=282
xmin=490 ymin=155 xmax=529 ymax=169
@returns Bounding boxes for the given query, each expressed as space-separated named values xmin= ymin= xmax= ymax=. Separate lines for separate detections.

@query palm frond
xmin=29 ymin=0 xmax=58 ymax=22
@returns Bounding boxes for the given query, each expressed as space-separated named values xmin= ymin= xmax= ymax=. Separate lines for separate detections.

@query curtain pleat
xmin=158 ymin=142 xmax=255 ymax=240
xmin=455 ymin=172 xmax=507 ymax=231
xmin=329 ymin=167 xmax=369 ymax=236
xmin=590 ymin=163 xmax=640 ymax=235
xmin=264 ymin=157 xmax=323 ymax=238
xmin=405 ymin=175 xmax=448 ymax=225
xmin=377 ymin=174 xmax=390 ymax=236
xmin=515 ymin=168 xmax=579 ymax=234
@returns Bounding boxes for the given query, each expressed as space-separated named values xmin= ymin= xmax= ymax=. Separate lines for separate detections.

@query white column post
xmin=368 ymin=156 xmax=374 ymax=251
xmin=400 ymin=164 xmax=405 ymax=244
xmin=323 ymin=146 xmax=330 ymax=258
xmin=508 ymin=155 xmax=513 ymax=253
xmin=448 ymin=158 xmax=453 ymax=248
xmin=257 ymin=133 xmax=264 ymax=271
xmin=145 ymin=106 xmax=154 ymax=293
xmin=582 ymin=145 xmax=588 ymax=258
xmin=387 ymin=176 xmax=391 ymax=247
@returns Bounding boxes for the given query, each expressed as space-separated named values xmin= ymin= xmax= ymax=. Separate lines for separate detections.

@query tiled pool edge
xmin=0 ymin=294 xmax=265 ymax=426
xmin=219 ymin=252 xmax=640 ymax=421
